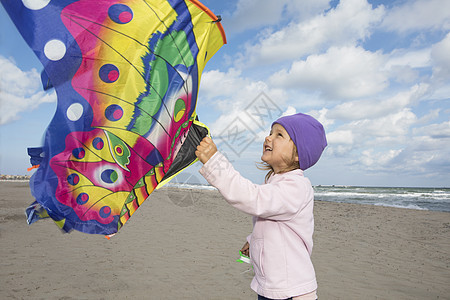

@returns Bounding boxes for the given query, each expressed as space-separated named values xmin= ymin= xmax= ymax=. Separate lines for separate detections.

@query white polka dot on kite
xmin=22 ymin=0 xmax=51 ymax=10
xmin=67 ymin=103 xmax=84 ymax=121
xmin=44 ymin=39 xmax=66 ymax=61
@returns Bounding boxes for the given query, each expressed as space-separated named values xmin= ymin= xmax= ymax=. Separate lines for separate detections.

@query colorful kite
xmin=2 ymin=0 xmax=226 ymax=235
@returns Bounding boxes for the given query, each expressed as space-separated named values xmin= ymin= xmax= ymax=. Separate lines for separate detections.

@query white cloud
xmin=333 ymin=126 xmax=450 ymax=176
xmin=0 ymin=56 xmax=40 ymax=96
xmin=325 ymin=129 xmax=354 ymax=157
xmin=413 ymin=121 xmax=450 ymax=138
xmin=0 ymin=56 xmax=56 ymax=125
xmin=269 ymin=46 xmax=388 ymax=99
xmin=280 ymin=105 xmax=297 ymax=117
xmin=326 ymin=108 xmax=417 ymax=154
xmin=199 ymin=69 xmax=287 ymax=136
xmin=360 ymin=108 xmax=417 ymax=138
xmin=322 ymin=104 xmax=421 ymax=169
xmin=390 ymin=134 xmax=450 ymax=175
xmin=240 ymin=0 xmax=384 ymax=66
xmin=328 ymin=84 xmax=429 ymax=120
xmin=431 ymin=32 xmax=450 ymax=81
xmin=358 ymin=148 xmax=403 ymax=169
xmin=386 ymin=48 xmax=431 ymax=69
xmin=417 ymin=108 xmax=441 ymax=124
xmin=224 ymin=0 xmax=286 ymax=32
xmin=200 ymin=68 xmax=245 ymax=99
xmin=327 ymin=130 xmax=354 ymax=145
xmin=381 ymin=0 xmax=450 ymax=33
xmin=385 ymin=48 xmax=431 ymax=83
xmin=309 ymin=107 xmax=334 ymax=129
xmin=225 ymin=0 xmax=330 ymax=33
xmin=325 ymin=105 xmax=450 ymax=177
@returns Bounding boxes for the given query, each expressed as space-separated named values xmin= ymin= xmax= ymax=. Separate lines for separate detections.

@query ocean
xmin=164 ymin=183 xmax=450 ymax=213
xmin=313 ymin=186 xmax=450 ymax=212
xmin=3 ymin=180 xmax=449 ymax=213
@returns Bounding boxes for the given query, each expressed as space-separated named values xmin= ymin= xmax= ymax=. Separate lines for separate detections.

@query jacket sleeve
xmin=199 ymin=152 xmax=309 ymax=221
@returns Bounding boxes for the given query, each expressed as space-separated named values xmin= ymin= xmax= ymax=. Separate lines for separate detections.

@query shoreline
xmin=5 ymin=180 xmax=448 ymax=212
xmin=3 ymin=178 xmax=449 ymax=189
xmin=1 ymin=182 xmax=449 ymax=299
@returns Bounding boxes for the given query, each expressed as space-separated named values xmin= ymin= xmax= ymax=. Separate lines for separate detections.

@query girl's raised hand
xmin=195 ymin=136 xmax=217 ymax=164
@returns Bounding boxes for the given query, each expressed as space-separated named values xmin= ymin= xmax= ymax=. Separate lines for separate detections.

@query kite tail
xmin=25 ymin=201 xmax=50 ymax=224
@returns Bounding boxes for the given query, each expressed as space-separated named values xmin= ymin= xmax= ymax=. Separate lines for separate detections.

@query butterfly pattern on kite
xmin=2 ymin=0 xmax=226 ymax=235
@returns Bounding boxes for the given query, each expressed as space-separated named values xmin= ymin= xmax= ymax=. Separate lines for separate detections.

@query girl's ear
xmin=292 ymin=142 xmax=299 ymax=162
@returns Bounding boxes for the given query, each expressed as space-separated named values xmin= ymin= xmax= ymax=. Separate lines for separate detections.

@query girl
xmin=195 ymin=113 xmax=327 ymax=300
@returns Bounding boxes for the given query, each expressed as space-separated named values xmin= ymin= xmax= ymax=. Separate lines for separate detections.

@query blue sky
xmin=1 ymin=0 xmax=449 ymax=187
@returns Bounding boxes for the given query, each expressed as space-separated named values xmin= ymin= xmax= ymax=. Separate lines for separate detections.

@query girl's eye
xmin=278 ymin=133 xmax=283 ymax=137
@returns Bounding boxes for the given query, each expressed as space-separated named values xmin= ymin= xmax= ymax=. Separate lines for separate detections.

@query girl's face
xmin=261 ymin=123 xmax=298 ymax=173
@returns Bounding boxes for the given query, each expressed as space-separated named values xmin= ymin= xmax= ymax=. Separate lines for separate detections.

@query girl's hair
xmin=257 ymin=143 xmax=300 ymax=183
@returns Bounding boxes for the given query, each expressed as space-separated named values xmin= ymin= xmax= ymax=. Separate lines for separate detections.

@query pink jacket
xmin=199 ymin=152 xmax=317 ymax=299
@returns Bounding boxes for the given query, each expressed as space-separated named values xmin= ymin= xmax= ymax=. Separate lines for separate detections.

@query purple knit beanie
xmin=272 ymin=113 xmax=327 ymax=170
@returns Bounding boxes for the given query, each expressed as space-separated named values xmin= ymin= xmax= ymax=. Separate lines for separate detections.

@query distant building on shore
xmin=0 ymin=174 xmax=31 ymax=181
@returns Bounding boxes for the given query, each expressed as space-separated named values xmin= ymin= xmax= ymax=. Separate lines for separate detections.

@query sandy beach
xmin=0 ymin=181 xmax=449 ymax=299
